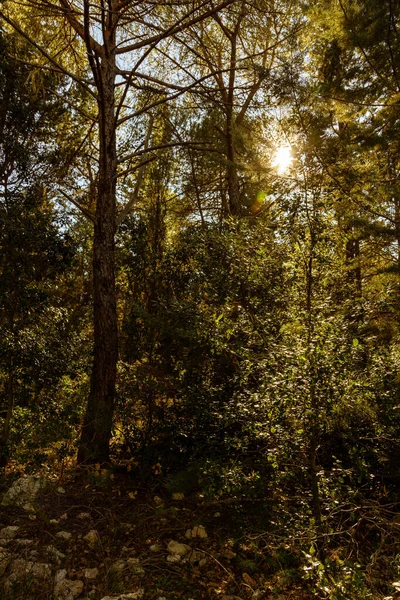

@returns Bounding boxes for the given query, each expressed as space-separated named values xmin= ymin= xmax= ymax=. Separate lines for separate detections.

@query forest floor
xmin=0 ymin=466 xmax=315 ymax=600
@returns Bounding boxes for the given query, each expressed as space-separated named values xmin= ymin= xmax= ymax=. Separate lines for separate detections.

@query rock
xmin=191 ymin=525 xmax=207 ymax=539
xmin=186 ymin=549 xmax=207 ymax=566
xmin=1 ymin=476 xmax=50 ymax=508
xmin=56 ymin=531 xmax=72 ymax=541
xmin=84 ymin=530 xmax=100 ymax=547
xmin=0 ymin=525 xmax=20 ymax=539
xmin=110 ymin=559 xmax=126 ymax=574
xmin=14 ymin=538 xmax=33 ymax=547
xmin=167 ymin=540 xmax=190 ymax=557
xmin=46 ymin=545 xmax=66 ymax=563
xmin=149 ymin=544 xmax=161 ymax=552
xmin=84 ymin=567 xmax=99 ymax=580
xmin=77 ymin=512 xmax=91 ymax=520
xmin=54 ymin=569 xmax=84 ymax=600
xmin=9 ymin=559 xmax=51 ymax=582
xmin=221 ymin=548 xmax=236 ymax=560
xmin=110 ymin=559 xmax=144 ymax=576
xmin=100 ymin=591 xmax=145 ymax=600
xmin=166 ymin=554 xmax=181 ymax=563
xmin=0 ymin=549 xmax=11 ymax=576
xmin=127 ymin=558 xmax=145 ymax=576
xmin=171 ymin=492 xmax=184 ymax=500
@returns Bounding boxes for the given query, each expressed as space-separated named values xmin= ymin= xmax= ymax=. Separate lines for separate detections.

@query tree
xmin=0 ymin=28 xmax=75 ymax=463
xmin=173 ymin=0 xmax=304 ymax=218
xmin=0 ymin=0 xmax=238 ymax=463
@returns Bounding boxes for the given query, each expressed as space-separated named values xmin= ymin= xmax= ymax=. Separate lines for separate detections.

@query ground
xmin=0 ymin=467 xmax=314 ymax=600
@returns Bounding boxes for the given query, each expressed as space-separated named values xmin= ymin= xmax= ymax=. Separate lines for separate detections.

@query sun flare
xmin=273 ymin=145 xmax=293 ymax=174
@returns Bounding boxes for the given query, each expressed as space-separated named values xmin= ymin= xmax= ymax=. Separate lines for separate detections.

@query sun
xmin=273 ymin=145 xmax=293 ymax=174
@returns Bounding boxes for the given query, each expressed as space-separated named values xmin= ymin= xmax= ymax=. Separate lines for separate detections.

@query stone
xmin=100 ymin=591 xmax=145 ymax=600
xmin=167 ymin=540 xmax=190 ymax=557
xmin=1 ymin=476 xmax=50 ymax=508
xmin=221 ymin=549 xmax=236 ymax=560
xmin=0 ymin=549 xmax=11 ymax=576
xmin=77 ymin=512 xmax=91 ymax=520
xmin=9 ymin=559 xmax=51 ymax=582
xmin=56 ymin=531 xmax=72 ymax=541
xmin=127 ymin=558 xmax=145 ymax=576
xmin=191 ymin=525 xmax=207 ymax=539
xmin=54 ymin=569 xmax=84 ymax=600
xmin=171 ymin=492 xmax=184 ymax=500
xmin=15 ymin=538 xmax=33 ymax=547
xmin=84 ymin=530 xmax=100 ymax=547
xmin=84 ymin=567 xmax=99 ymax=580
xmin=46 ymin=545 xmax=66 ymax=563
xmin=110 ymin=559 xmax=126 ymax=574
xmin=0 ymin=525 xmax=20 ymax=539
xmin=166 ymin=554 xmax=181 ymax=563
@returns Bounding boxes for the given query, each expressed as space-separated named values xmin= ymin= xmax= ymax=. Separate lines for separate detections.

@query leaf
xmin=242 ymin=572 xmax=257 ymax=587
xmin=352 ymin=338 xmax=359 ymax=347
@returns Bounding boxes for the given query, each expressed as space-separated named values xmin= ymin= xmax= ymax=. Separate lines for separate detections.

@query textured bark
xmin=77 ymin=21 xmax=118 ymax=464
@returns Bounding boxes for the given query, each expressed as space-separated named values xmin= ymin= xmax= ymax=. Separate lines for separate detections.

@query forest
xmin=0 ymin=0 xmax=399 ymax=598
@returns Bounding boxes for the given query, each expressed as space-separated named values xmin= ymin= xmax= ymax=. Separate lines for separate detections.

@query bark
xmin=77 ymin=24 xmax=118 ymax=464
xmin=0 ymin=356 xmax=14 ymax=467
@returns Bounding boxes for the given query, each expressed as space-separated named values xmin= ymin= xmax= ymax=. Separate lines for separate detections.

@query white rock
xmin=56 ymin=531 xmax=72 ymax=541
xmin=15 ymin=539 xmax=34 ymax=547
xmin=46 ymin=545 xmax=66 ymax=562
xmin=186 ymin=549 xmax=207 ymax=565
xmin=221 ymin=548 xmax=236 ymax=560
xmin=166 ymin=554 xmax=181 ymax=563
xmin=54 ymin=569 xmax=84 ymax=600
xmin=77 ymin=512 xmax=91 ymax=520
xmin=100 ymin=591 xmax=145 ymax=600
xmin=171 ymin=493 xmax=184 ymax=500
xmin=110 ymin=559 xmax=126 ymax=573
xmin=0 ymin=526 xmax=20 ymax=539
xmin=84 ymin=567 xmax=99 ymax=580
xmin=191 ymin=525 xmax=207 ymax=539
xmin=9 ymin=559 xmax=51 ymax=582
xmin=167 ymin=540 xmax=190 ymax=557
xmin=0 ymin=549 xmax=11 ymax=576
xmin=1 ymin=476 xmax=50 ymax=507
xmin=84 ymin=530 xmax=100 ymax=546
xmin=127 ymin=558 xmax=145 ymax=576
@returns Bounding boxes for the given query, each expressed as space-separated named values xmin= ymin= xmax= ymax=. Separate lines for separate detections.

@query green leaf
xmin=352 ymin=338 xmax=359 ymax=347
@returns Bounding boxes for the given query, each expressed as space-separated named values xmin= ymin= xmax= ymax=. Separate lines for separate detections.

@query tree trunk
xmin=77 ymin=43 xmax=118 ymax=464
